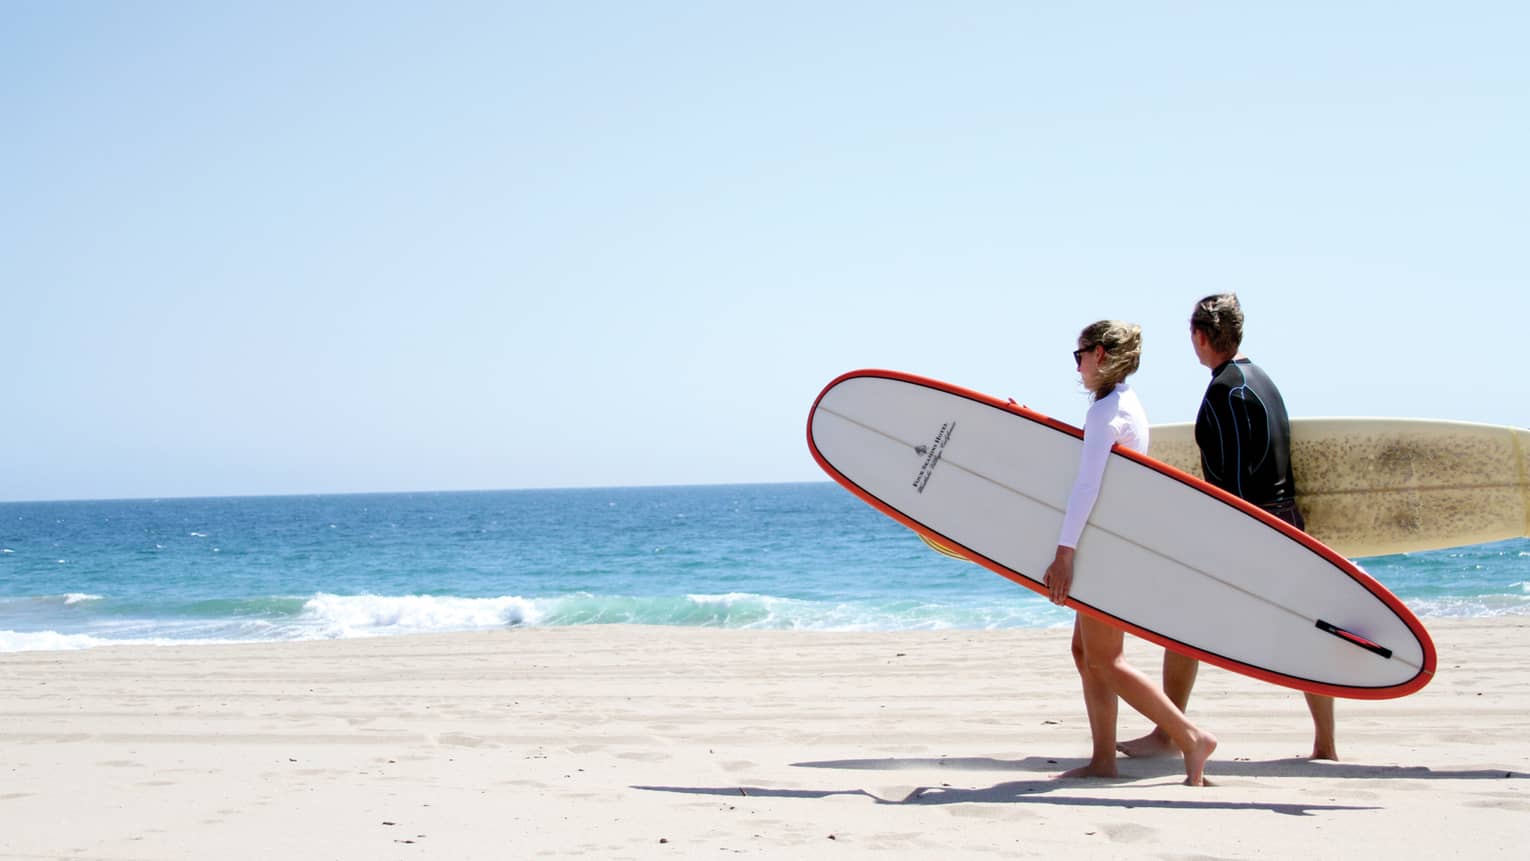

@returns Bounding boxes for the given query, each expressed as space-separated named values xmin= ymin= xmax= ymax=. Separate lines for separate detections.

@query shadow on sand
xmin=790 ymin=754 xmax=1527 ymax=782
xmin=633 ymin=755 xmax=1523 ymax=816
xmin=631 ymin=781 xmax=1370 ymax=816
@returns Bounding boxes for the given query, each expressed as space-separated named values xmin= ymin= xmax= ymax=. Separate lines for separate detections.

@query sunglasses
xmin=1073 ymin=345 xmax=1098 ymax=368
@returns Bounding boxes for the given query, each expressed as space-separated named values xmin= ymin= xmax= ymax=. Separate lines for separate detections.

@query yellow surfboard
xmin=917 ymin=532 xmax=970 ymax=560
xmin=1148 ymin=418 xmax=1529 ymax=558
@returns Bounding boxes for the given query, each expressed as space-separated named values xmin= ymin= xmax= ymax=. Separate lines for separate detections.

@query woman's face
xmin=1076 ymin=343 xmax=1104 ymax=389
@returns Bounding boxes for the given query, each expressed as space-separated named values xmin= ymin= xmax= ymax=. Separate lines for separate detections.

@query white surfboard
xmin=808 ymin=370 xmax=1436 ymax=700
xmin=1149 ymin=419 xmax=1530 ymax=558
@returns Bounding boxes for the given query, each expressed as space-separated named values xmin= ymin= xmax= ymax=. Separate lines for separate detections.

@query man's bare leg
xmin=1306 ymin=693 xmax=1337 ymax=760
xmin=1117 ymin=650 xmax=1198 ymax=758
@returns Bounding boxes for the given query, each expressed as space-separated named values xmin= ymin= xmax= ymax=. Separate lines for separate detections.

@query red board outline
xmin=806 ymin=368 xmax=1437 ymax=700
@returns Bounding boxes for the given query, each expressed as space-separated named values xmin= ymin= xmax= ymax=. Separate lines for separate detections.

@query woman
xmin=1042 ymin=320 xmax=1217 ymax=786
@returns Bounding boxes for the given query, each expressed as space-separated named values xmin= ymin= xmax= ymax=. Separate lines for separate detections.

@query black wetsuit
xmin=1194 ymin=358 xmax=1304 ymax=529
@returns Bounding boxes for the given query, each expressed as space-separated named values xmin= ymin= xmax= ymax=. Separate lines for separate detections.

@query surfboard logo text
xmin=912 ymin=421 xmax=955 ymax=494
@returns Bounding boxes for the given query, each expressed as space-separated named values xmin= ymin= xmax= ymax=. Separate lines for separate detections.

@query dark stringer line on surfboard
xmin=816 ymin=404 xmax=1422 ymax=672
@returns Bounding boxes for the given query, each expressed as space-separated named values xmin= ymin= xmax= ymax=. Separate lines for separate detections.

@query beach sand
xmin=2 ymin=618 xmax=1526 ymax=859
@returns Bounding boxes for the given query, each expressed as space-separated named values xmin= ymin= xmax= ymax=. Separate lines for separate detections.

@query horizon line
xmin=0 ymin=479 xmax=836 ymax=506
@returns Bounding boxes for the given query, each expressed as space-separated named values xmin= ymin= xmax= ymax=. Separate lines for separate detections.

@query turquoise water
xmin=2 ymin=483 xmax=1525 ymax=651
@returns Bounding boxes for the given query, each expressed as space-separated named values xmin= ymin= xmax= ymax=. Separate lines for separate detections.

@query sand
xmin=2 ymin=618 xmax=1526 ymax=859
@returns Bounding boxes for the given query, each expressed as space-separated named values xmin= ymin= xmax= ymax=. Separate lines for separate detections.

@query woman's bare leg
xmin=1060 ymin=616 xmax=1121 ymax=778
xmin=1117 ymin=650 xmax=1199 ymax=757
xmin=1074 ymin=615 xmax=1217 ymax=785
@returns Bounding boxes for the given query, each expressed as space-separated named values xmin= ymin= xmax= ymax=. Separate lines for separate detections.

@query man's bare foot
xmin=1057 ymin=761 xmax=1118 ymax=779
xmin=1308 ymin=746 xmax=1338 ymax=762
xmin=1182 ymin=730 xmax=1218 ymax=786
xmin=1117 ymin=730 xmax=1178 ymax=759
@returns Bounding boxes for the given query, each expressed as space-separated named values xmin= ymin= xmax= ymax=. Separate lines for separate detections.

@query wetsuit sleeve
xmin=1194 ymin=390 xmax=1230 ymax=489
xmin=1057 ymin=403 xmax=1119 ymax=548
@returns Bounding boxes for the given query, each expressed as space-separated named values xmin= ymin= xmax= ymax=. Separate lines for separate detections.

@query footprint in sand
xmin=1466 ymin=799 xmax=1530 ymax=813
xmin=616 ymin=751 xmax=669 ymax=762
xmin=1101 ymin=822 xmax=1158 ymax=844
xmin=436 ymin=733 xmax=491 ymax=748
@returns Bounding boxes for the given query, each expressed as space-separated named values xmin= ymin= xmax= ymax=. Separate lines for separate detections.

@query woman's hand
xmin=1043 ymin=546 xmax=1075 ymax=606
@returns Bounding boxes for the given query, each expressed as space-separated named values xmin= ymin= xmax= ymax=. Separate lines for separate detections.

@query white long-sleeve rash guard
xmin=1056 ymin=384 xmax=1149 ymax=549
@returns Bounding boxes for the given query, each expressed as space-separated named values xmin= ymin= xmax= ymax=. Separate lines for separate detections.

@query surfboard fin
xmin=1315 ymin=620 xmax=1394 ymax=659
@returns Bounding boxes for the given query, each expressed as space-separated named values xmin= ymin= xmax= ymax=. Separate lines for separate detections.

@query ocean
xmin=2 ymin=483 xmax=1526 ymax=652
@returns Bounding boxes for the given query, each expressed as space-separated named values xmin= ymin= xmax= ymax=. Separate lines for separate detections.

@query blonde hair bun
xmin=1078 ymin=320 xmax=1143 ymax=399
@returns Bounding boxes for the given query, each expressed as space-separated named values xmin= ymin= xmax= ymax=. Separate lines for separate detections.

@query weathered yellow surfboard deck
xmin=1149 ymin=418 xmax=1530 ymax=558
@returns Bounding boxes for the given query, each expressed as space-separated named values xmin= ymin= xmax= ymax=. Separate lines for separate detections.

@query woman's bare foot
xmin=1182 ymin=730 xmax=1218 ymax=786
xmin=1117 ymin=729 xmax=1178 ymax=758
xmin=1057 ymin=760 xmax=1118 ymax=779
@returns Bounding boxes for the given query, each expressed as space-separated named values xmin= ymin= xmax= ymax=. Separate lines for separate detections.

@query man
xmin=1118 ymin=293 xmax=1337 ymax=761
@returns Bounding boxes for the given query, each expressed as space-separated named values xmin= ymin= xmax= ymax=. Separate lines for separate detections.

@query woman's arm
xmin=1057 ymin=405 xmax=1117 ymax=549
xmin=1045 ymin=403 xmax=1118 ymax=604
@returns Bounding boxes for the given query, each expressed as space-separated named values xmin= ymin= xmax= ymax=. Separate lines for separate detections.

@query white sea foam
xmin=0 ymin=630 xmax=119 ymax=652
xmin=0 ymin=629 xmax=242 ymax=653
xmin=299 ymin=593 xmax=543 ymax=638
xmin=0 ymin=594 xmax=103 ymax=609
xmin=687 ymin=592 xmax=766 ymax=606
xmin=677 ymin=592 xmax=1070 ymax=631
xmin=1407 ymin=595 xmax=1530 ymax=618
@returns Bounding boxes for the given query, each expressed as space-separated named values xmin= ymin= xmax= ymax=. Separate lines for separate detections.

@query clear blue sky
xmin=4 ymin=2 xmax=1526 ymax=502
